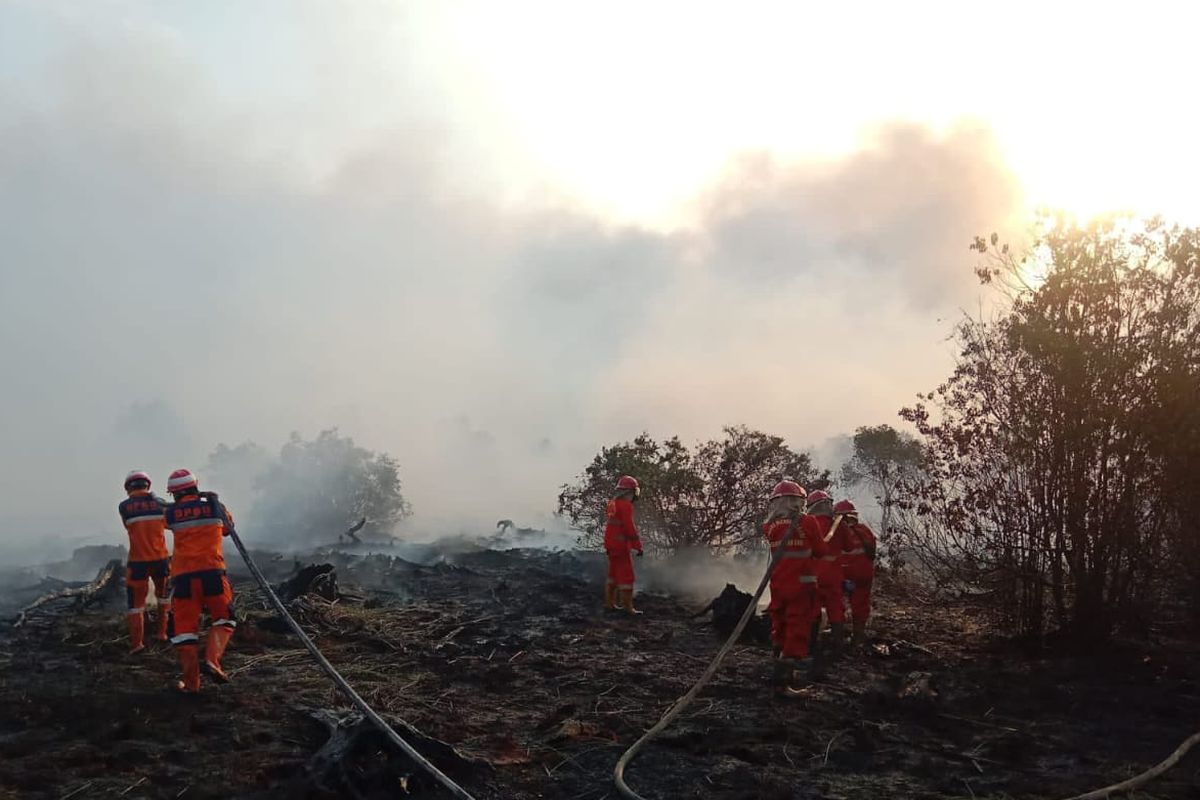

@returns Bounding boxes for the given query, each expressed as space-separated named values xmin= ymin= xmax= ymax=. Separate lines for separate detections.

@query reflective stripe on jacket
xmin=765 ymin=515 xmax=826 ymax=588
xmin=165 ymin=494 xmax=231 ymax=576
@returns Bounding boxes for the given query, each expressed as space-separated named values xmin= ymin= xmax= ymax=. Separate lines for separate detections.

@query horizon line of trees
xmin=555 ymin=424 xmax=914 ymax=557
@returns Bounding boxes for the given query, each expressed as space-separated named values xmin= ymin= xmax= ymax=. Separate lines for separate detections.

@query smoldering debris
xmin=692 ymin=583 xmax=772 ymax=643
xmin=1 ymin=545 xmax=1198 ymax=799
xmin=299 ymin=706 xmax=493 ymax=797
xmin=274 ymin=563 xmax=340 ymax=603
xmin=9 ymin=559 xmax=124 ymax=629
xmin=0 ymin=545 xmax=130 ymax=618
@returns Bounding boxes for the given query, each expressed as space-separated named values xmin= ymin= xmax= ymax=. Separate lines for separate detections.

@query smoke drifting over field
xmin=0 ymin=5 xmax=1023 ymax=558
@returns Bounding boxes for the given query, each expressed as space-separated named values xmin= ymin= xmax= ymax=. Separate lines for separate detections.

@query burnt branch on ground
xmin=339 ymin=518 xmax=368 ymax=546
xmin=11 ymin=558 xmax=124 ymax=628
xmin=276 ymin=564 xmax=341 ymax=604
xmin=296 ymin=706 xmax=492 ymax=798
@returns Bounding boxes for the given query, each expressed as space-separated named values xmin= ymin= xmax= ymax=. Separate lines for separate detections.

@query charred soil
xmin=1 ymin=548 xmax=1197 ymax=799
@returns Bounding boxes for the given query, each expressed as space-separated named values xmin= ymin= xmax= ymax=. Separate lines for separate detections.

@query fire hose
xmin=1059 ymin=730 xmax=1200 ymax=800
xmin=613 ymin=513 xmax=843 ymax=800
xmin=610 ymin=504 xmax=1200 ymax=800
xmin=206 ymin=493 xmax=478 ymax=800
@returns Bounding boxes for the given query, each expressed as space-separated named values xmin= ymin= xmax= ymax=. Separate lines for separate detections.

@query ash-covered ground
xmin=0 ymin=542 xmax=1197 ymax=799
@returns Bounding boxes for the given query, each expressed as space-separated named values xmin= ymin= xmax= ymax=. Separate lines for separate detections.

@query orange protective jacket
xmin=812 ymin=514 xmax=848 ymax=584
xmin=165 ymin=493 xmax=232 ymax=577
xmin=118 ymin=490 xmax=169 ymax=562
xmin=764 ymin=514 xmax=826 ymax=588
xmin=603 ymin=497 xmax=642 ymax=553
xmin=840 ymin=522 xmax=877 ymax=578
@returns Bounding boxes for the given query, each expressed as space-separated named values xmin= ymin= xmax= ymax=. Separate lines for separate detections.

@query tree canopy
xmin=206 ymin=429 xmax=411 ymax=546
xmin=840 ymin=423 xmax=922 ymax=563
xmin=897 ymin=215 xmax=1200 ymax=639
xmin=558 ymin=426 xmax=829 ymax=554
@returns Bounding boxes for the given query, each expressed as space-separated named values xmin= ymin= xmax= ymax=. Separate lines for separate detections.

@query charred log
xmin=276 ymin=564 xmax=340 ymax=603
xmin=11 ymin=558 xmax=124 ymax=627
xmin=493 ymin=520 xmax=544 ymax=546
xmin=693 ymin=583 xmax=771 ymax=644
xmin=296 ymin=707 xmax=490 ymax=797
xmin=338 ymin=517 xmax=367 ymax=545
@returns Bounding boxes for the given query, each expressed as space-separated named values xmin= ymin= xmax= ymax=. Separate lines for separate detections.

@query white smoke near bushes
xmin=636 ymin=548 xmax=769 ymax=604
xmin=0 ymin=8 xmax=1024 ymax=566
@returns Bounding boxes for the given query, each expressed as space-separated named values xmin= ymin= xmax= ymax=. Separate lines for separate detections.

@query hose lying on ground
xmin=213 ymin=494 xmax=478 ymax=800
xmin=1060 ymin=729 xmax=1200 ymax=800
xmin=614 ymin=513 xmax=836 ymax=800
xmin=610 ymin=503 xmax=1196 ymax=800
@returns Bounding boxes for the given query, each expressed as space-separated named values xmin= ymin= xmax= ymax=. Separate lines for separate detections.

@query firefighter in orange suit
xmin=604 ymin=475 xmax=644 ymax=615
xmin=806 ymin=489 xmax=849 ymax=661
xmin=836 ymin=499 xmax=878 ymax=647
xmin=118 ymin=470 xmax=171 ymax=652
xmin=163 ymin=468 xmax=236 ymax=693
xmin=763 ymin=480 xmax=827 ymax=694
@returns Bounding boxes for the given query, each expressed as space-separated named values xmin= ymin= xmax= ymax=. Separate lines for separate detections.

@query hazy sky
xmin=1 ymin=1 xmax=1196 ymax=549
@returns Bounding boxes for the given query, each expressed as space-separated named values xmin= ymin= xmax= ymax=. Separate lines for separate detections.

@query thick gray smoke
xmin=0 ymin=5 xmax=1024 ymax=563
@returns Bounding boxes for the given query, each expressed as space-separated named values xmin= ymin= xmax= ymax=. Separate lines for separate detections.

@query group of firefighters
xmin=602 ymin=475 xmax=877 ymax=696
xmin=120 ymin=466 xmax=872 ymax=698
xmin=119 ymin=468 xmax=236 ymax=694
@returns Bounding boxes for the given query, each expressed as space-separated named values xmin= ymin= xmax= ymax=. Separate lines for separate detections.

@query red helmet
xmin=616 ymin=475 xmax=639 ymax=491
xmin=167 ymin=468 xmax=198 ymax=495
xmin=833 ymin=499 xmax=858 ymax=516
xmin=806 ymin=489 xmax=831 ymax=505
xmin=770 ymin=480 xmax=806 ymax=499
xmin=124 ymin=470 xmax=151 ymax=491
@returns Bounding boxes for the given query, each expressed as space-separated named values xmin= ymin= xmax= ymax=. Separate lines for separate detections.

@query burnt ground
xmin=1 ymin=547 xmax=1198 ymax=800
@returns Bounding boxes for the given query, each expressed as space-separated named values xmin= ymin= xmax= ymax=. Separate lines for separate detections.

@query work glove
xmin=842 ymin=579 xmax=856 ymax=595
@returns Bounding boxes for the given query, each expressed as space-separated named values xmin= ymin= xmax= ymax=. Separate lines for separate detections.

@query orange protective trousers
xmin=170 ymin=571 xmax=236 ymax=646
xmin=768 ymin=583 xmax=818 ymax=659
xmin=126 ymin=559 xmax=171 ymax=612
xmin=843 ymin=559 xmax=874 ymax=622
xmin=814 ymin=559 xmax=846 ymax=624
xmin=606 ymin=550 xmax=635 ymax=590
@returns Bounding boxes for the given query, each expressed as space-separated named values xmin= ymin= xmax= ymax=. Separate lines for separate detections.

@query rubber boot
xmin=175 ymin=645 xmax=201 ymax=693
xmin=127 ymin=612 xmax=146 ymax=654
xmin=779 ymin=659 xmax=812 ymax=698
xmin=620 ymin=588 xmax=643 ymax=616
xmin=771 ymin=657 xmax=791 ymax=692
xmin=604 ymin=583 xmax=618 ymax=613
xmin=851 ymin=619 xmax=867 ymax=648
xmin=203 ymin=625 xmax=234 ymax=683
xmin=155 ymin=601 xmax=172 ymax=642
xmin=829 ymin=622 xmax=846 ymax=661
